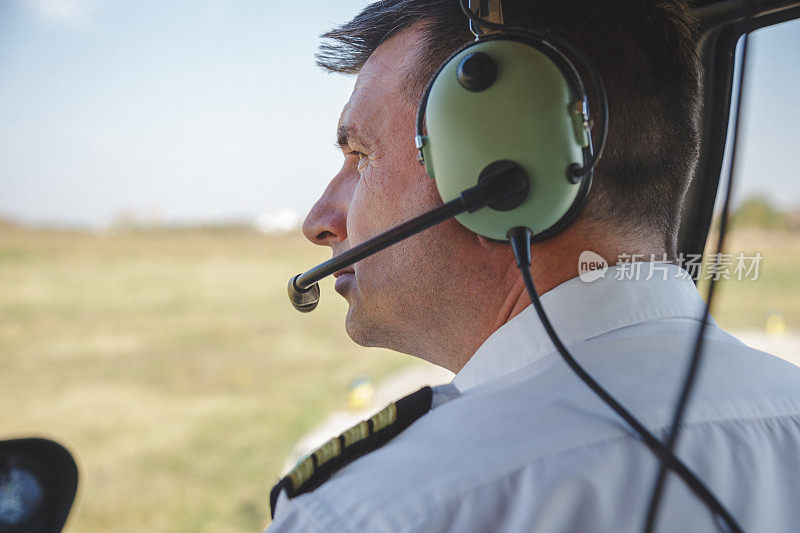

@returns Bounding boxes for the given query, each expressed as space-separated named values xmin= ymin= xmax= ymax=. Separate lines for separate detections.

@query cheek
xmin=346 ymin=148 xmax=444 ymax=249
xmin=346 ymin=168 xmax=407 ymax=243
xmin=345 ymin=178 xmax=378 ymax=245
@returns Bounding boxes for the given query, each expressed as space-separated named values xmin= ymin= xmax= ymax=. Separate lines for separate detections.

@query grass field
xmin=1 ymin=224 xmax=797 ymax=531
xmin=706 ymin=229 xmax=800 ymax=330
xmin=0 ymin=224 xmax=426 ymax=532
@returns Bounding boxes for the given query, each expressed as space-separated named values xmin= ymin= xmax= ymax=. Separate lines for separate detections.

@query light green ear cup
xmin=420 ymin=39 xmax=589 ymax=241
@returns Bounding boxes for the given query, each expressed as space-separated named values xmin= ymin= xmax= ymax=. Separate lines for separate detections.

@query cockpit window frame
xmin=681 ymin=0 xmax=800 ymax=261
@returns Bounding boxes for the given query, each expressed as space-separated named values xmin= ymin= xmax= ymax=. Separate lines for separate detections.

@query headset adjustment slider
xmin=570 ymin=98 xmax=591 ymax=148
xmin=415 ymin=135 xmax=426 ymax=166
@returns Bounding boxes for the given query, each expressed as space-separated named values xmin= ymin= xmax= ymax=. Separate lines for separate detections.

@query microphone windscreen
xmin=288 ymin=275 xmax=320 ymax=313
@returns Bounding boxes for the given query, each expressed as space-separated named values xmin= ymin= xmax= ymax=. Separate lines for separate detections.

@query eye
xmin=356 ymin=153 xmax=369 ymax=172
xmin=349 ymin=150 xmax=369 ymax=172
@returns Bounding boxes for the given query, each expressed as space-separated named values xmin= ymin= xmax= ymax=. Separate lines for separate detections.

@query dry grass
xmin=0 ymin=226 xmax=425 ymax=532
xmin=703 ymin=229 xmax=800 ymax=330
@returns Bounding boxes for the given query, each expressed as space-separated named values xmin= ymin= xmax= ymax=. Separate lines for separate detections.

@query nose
xmin=302 ymin=165 xmax=356 ymax=247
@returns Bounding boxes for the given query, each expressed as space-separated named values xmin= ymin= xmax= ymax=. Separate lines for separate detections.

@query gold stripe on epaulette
xmin=313 ymin=437 xmax=341 ymax=467
xmin=370 ymin=403 xmax=397 ymax=432
xmin=342 ymin=420 xmax=369 ymax=447
xmin=287 ymin=456 xmax=314 ymax=491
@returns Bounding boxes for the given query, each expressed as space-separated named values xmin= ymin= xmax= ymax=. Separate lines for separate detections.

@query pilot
xmin=269 ymin=1 xmax=800 ymax=531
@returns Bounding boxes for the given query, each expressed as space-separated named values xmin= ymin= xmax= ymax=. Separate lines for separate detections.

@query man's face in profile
xmin=301 ymin=27 xmax=482 ymax=358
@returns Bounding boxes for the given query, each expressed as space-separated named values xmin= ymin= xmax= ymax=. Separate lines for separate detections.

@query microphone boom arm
xmin=288 ymin=166 xmax=530 ymax=312
xmin=294 ymin=198 xmax=466 ymax=290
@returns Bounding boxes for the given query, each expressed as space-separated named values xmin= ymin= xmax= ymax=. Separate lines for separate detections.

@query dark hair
xmin=316 ymin=0 xmax=701 ymax=257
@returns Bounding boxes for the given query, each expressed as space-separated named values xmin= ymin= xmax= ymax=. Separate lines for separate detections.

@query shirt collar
xmin=451 ymin=263 xmax=715 ymax=392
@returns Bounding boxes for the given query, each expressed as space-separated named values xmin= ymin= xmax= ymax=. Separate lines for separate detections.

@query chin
xmin=344 ymin=297 xmax=406 ymax=350
xmin=341 ymin=274 xmax=421 ymax=353
xmin=339 ymin=279 xmax=375 ymax=345
xmin=344 ymin=305 xmax=380 ymax=348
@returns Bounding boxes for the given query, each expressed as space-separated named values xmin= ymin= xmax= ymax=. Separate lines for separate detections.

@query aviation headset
xmin=414 ymin=0 xmax=603 ymax=242
xmin=288 ymin=1 xmax=754 ymax=531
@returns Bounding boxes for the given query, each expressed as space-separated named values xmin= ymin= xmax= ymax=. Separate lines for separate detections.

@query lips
xmin=333 ymin=268 xmax=355 ymax=278
xmin=334 ymin=269 xmax=355 ymax=296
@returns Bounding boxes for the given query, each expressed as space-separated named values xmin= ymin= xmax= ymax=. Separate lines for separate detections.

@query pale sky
xmin=0 ymin=0 xmax=798 ymax=228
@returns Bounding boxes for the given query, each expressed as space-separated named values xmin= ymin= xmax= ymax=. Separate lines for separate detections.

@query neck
xmin=445 ymin=222 xmax=664 ymax=373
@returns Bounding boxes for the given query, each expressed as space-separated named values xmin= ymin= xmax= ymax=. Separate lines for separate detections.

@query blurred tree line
xmin=731 ymin=194 xmax=799 ymax=231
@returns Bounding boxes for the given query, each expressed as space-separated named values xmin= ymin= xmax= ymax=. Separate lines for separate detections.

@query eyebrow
xmin=336 ymin=123 xmax=372 ymax=150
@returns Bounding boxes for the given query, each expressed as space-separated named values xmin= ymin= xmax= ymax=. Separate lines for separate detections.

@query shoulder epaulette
xmin=269 ymin=385 xmax=433 ymax=518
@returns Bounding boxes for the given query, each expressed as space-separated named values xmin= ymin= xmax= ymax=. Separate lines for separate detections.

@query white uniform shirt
xmin=269 ymin=264 xmax=800 ymax=532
